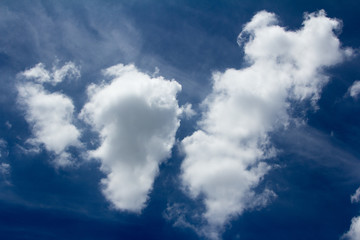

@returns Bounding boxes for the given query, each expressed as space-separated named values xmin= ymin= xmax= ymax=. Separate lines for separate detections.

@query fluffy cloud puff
xmin=342 ymin=217 xmax=360 ymax=240
xmin=351 ymin=187 xmax=360 ymax=203
xmin=80 ymin=64 xmax=182 ymax=212
xmin=22 ymin=62 xmax=80 ymax=85
xmin=180 ymin=10 xmax=352 ymax=239
xmin=17 ymin=63 xmax=81 ymax=167
xmin=348 ymin=80 xmax=360 ymax=98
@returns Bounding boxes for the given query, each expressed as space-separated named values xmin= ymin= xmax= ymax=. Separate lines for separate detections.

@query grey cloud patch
xmin=0 ymin=139 xmax=8 ymax=159
xmin=0 ymin=162 xmax=11 ymax=186
xmin=0 ymin=139 xmax=11 ymax=185
xmin=179 ymin=10 xmax=353 ymax=239
xmin=163 ymin=203 xmax=203 ymax=235
xmin=0 ymin=163 xmax=10 ymax=176
xmin=80 ymin=64 xmax=183 ymax=212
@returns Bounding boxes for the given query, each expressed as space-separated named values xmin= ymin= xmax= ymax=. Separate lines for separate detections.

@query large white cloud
xmin=17 ymin=63 xmax=81 ymax=167
xmin=180 ymin=10 xmax=352 ymax=239
xmin=80 ymin=64 xmax=183 ymax=212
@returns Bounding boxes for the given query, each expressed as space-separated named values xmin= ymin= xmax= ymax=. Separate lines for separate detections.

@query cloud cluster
xmin=17 ymin=62 xmax=81 ymax=167
xmin=13 ymin=9 xmax=356 ymax=239
xmin=0 ymin=163 xmax=10 ymax=176
xmin=80 ymin=64 xmax=183 ymax=212
xmin=17 ymin=62 xmax=186 ymax=212
xmin=180 ymin=10 xmax=352 ymax=239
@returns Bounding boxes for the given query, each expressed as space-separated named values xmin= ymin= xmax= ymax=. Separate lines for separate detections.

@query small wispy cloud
xmin=348 ymin=80 xmax=360 ymax=99
xmin=351 ymin=187 xmax=360 ymax=203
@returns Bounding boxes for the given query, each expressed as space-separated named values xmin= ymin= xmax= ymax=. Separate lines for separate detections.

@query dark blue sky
xmin=0 ymin=0 xmax=360 ymax=239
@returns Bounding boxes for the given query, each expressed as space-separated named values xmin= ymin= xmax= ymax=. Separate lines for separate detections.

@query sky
xmin=1 ymin=0 xmax=360 ymax=239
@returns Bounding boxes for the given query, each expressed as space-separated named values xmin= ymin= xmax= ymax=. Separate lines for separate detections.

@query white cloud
xmin=80 ymin=64 xmax=182 ymax=212
xmin=344 ymin=189 xmax=360 ymax=240
xmin=0 ymin=163 xmax=10 ymax=176
xmin=348 ymin=81 xmax=360 ymax=98
xmin=52 ymin=62 xmax=81 ymax=85
xmin=351 ymin=187 xmax=360 ymax=203
xmin=22 ymin=62 xmax=80 ymax=85
xmin=180 ymin=103 xmax=196 ymax=119
xmin=0 ymin=139 xmax=7 ymax=159
xmin=22 ymin=63 xmax=51 ymax=84
xmin=342 ymin=217 xmax=360 ymax=240
xmin=17 ymin=63 xmax=81 ymax=167
xmin=180 ymin=10 xmax=352 ymax=239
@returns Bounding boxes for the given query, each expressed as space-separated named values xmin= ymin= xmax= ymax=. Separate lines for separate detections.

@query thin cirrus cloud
xmin=17 ymin=62 xmax=82 ymax=167
xmin=80 ymin=64 xmax=184 ymax=212
xmin=180 ymin=10 xmax=353 ymax=239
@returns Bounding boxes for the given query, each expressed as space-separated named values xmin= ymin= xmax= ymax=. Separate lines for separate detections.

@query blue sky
xmin=1 ymin=0 xmax=360 ymax=239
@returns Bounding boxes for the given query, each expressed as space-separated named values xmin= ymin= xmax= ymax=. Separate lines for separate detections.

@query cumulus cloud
xmin=342 ymin=217 xmax=360 ymax=240
xmin=180 ymin=10 xmax=352 ymax=239
xmin=80 ymin=64 xmax=183 ymax=212
xmin=17 ymin=63 xmax=81 ymax=167
xmin=180 ymin=103 xmax=196 ymax=119
xmin=22 ymin=62 xmax=80 ymax=86
xmin=348 ymin=81 xmax=360 ymax=99
xmin=351 ymin=187 xmax=360 ymax=203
